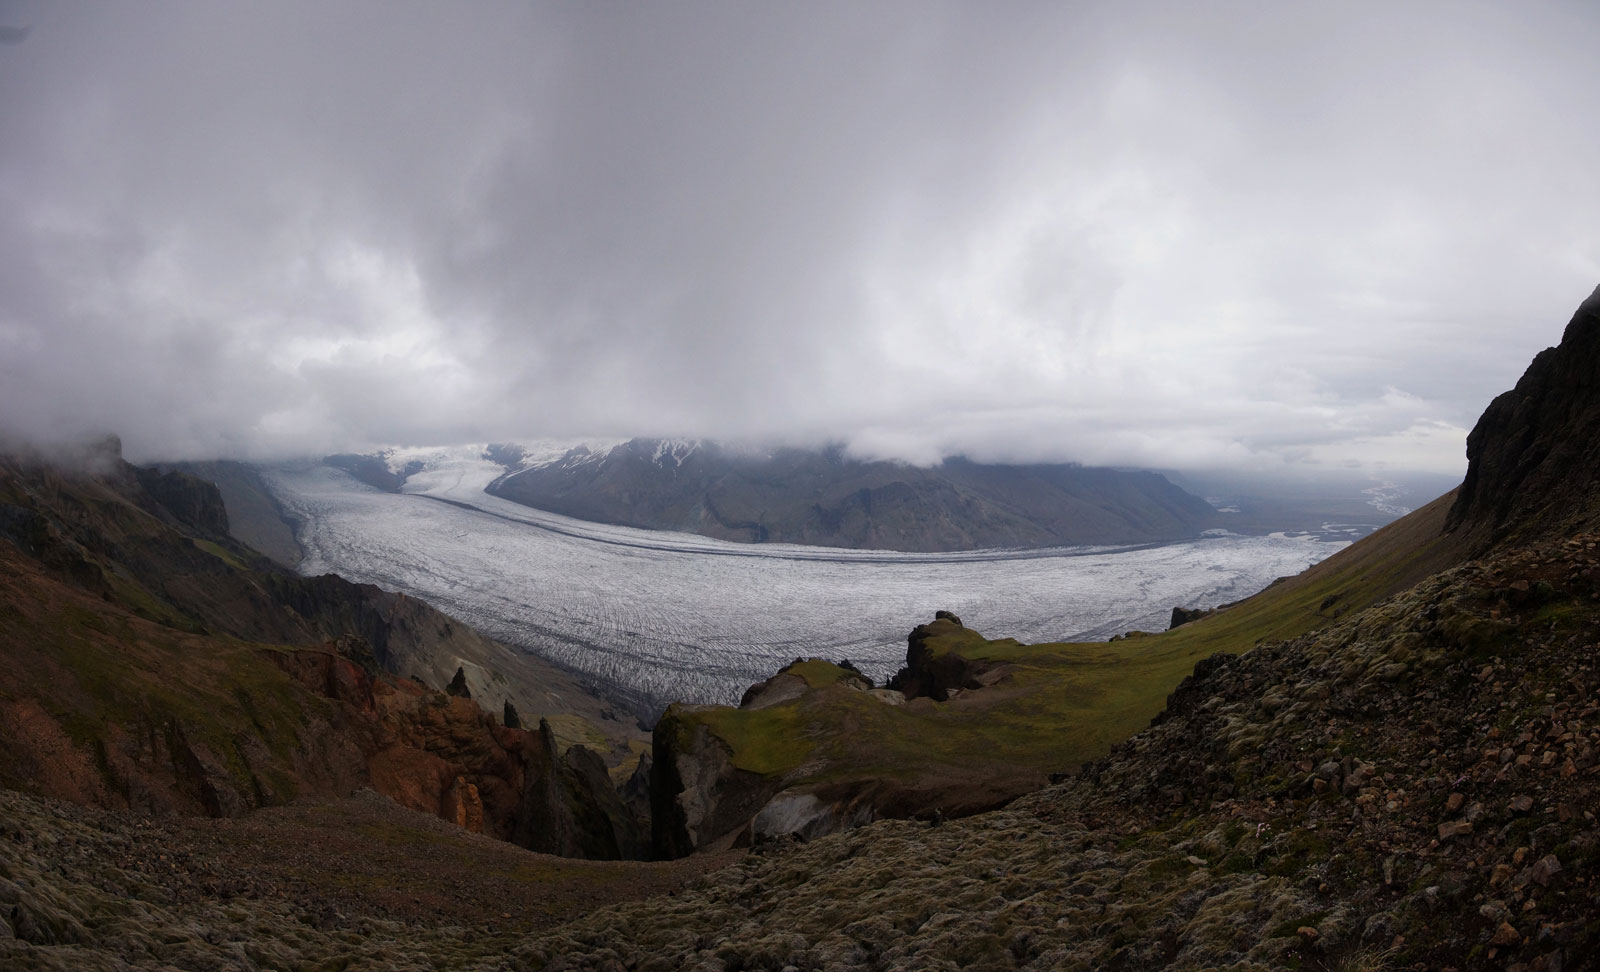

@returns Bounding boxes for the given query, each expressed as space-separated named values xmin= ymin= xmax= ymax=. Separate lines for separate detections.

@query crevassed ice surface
xmin=264 ymin=457 xmax=1349 ymax=711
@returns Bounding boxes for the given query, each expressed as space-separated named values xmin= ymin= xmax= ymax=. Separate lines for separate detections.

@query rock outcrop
xmin=887 ymin=616 xmax=1010 ymax=701
xmin=133 ymin=466 xmax=231 ymax=537
xmin=653 ymin=639 xmax=1043 ymax=857
xmin=1447 ymin=283 xmax=1600 ymax=549
xmin=651 ymin=707 xmax=780 ymax=858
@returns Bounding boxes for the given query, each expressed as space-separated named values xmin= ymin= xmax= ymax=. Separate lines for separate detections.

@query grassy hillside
xmin=0 ymin=542 xmax=340 ymax=811
xmin=657 ymin=489 xmax=1469 ymax=844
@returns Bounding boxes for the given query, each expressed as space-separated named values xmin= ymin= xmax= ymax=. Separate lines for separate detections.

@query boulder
xmin=752 ymin=787 xmax=875 ymax=843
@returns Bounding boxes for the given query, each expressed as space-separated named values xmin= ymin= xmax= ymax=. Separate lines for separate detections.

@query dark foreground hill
xmin=487 ymin=441 xmax=1222 ymax=551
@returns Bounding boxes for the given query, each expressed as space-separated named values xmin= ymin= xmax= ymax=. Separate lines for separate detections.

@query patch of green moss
xmin=1269 ymin=911 xmax=1328 ymax=939
xmin=1144 ymin=856 xmax=1199 ymax=881
xmin=1264 ymin=830 xmax=1332 ymax=877
xmin=783 ymin=658 xmax=861 ymax=689
xmin=193 ymin=537 xmax=249 ymax=571
xmin=667 ymin=496 xmax=1467 ymax=799
xmin=693 ymin=704 xmax=817 ymax=777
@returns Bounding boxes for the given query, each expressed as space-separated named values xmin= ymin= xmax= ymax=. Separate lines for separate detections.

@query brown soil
xmin=171 ymin=790 xmax=742 ymax=934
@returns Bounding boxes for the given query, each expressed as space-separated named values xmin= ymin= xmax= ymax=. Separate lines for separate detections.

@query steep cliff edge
xmin=1448 ymin=283 xmax=1600 ymax=550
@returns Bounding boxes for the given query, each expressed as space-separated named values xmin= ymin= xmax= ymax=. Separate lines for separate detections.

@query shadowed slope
xmin=1448 ymin=282 xmax=1600 ymax=550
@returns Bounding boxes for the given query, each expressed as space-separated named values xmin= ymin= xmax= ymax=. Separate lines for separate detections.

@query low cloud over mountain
xmin=1 ymin=2 xmax=1597 ymax=475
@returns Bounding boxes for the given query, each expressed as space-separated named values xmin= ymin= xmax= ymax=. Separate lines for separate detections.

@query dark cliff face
xmin=488 ymin=440 xmax=1220 ymax=552
xmin=133 ymin=467 xmax=231 ymax=537
xmin=1447 ymin=284 xmax=1600 ymax=549
xmin=155 ymin=460 xmax=302 ymax=567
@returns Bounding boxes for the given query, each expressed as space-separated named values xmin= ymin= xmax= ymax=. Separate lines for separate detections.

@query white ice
xmin=264 ymin=458 xmax=1348 ymax=711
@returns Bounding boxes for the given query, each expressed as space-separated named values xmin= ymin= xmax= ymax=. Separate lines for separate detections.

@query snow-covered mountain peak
xmin=649 ymin=438 xmax=700 ymax=468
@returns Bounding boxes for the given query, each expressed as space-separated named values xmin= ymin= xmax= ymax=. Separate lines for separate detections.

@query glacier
xmin=263 ymin=455 xmax=1351 ymax=714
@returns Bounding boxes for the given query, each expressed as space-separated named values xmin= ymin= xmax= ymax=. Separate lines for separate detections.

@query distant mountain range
xmin=478 ymin=440 xmax=1223 ymax=552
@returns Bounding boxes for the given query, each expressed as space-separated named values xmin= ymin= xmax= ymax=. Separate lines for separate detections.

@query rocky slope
xmin=0 ymin=787 xmax=737 ymax=972
xmin=524 ymin=531 xmax=1600 ymax=969
xmin=524 ymin=286 xmax=1600 ymax=966
xmin=0 ymin=440 xmax=646 ymax=858
xmin=486 ymin=440 xmax=1221 ymax=552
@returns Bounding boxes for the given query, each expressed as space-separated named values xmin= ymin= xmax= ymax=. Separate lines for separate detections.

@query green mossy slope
xmin=663 ymin=490 xmax=1467 ymax=825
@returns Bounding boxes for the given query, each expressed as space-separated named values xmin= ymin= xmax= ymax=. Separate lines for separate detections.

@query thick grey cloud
xmin=1 ymin=1 xmax=1596 ymax=473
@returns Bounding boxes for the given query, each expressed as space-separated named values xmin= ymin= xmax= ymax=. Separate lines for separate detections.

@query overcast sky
xmin=1 ymin=2 xmax=1597 ymax=475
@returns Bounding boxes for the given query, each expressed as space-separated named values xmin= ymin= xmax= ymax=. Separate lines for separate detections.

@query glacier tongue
xmin=266 ymin=461 xmax=1346 ymax=713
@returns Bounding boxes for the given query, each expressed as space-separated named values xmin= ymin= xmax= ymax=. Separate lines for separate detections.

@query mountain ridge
xmin=484 ymin=439 xmax=1223 ymax=552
